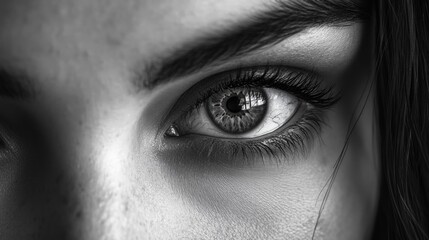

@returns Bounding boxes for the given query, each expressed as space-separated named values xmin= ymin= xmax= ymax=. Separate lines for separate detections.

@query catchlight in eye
xmin=206 ymin=87 xmax=267 ymax=134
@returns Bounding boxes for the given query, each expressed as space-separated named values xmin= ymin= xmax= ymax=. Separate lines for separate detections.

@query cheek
xmin=156 ymin=101 xmax=379 ymax=239
xmin=309 ymin=94 xmax=379 ymax=239
xmin=0 ymin=93 xmax=378 ymax=240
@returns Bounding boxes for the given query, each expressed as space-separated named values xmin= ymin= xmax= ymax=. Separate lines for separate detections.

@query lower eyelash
xmin=161 ymin=108 xmax=325 ymax=169
xmin=218 ymin=109 xmax=324 ymax=168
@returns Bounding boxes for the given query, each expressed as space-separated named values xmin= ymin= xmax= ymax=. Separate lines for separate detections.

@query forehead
xmin=0 ymin=0 xmax=268 ymax=93
xmin=0 ymin=0 xmax=268 ymax=57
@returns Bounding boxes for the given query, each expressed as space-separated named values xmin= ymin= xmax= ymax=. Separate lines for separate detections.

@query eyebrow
xmin=137 ymin=0 xmax=369 ymax=90
xmin=0 ymin=69 xmax=36 ymax=100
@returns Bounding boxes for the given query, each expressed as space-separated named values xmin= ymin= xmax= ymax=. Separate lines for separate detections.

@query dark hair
xmin=373 ymin=0 xmax=429 ymax=239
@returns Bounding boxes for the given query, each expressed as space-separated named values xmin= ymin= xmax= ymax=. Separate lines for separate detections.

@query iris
xmin=206 ymin=88 xmax=267 ymax=134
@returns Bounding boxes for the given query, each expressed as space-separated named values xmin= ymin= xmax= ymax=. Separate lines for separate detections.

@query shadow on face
xmin=0 ymin=0 xmax=378 ymax=239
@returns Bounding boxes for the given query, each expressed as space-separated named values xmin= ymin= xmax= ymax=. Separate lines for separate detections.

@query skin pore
xmin=0 ymin=0 xmax=378 ymax=239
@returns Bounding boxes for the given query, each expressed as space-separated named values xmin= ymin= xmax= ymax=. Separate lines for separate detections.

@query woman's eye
xmin=167 ymin=86 xmax=302 ymax=139
xmin=161 ymin=66 xmax=339 ymax=167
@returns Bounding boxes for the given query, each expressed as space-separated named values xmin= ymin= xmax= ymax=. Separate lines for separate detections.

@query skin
xmin=0 ymin=0 xmax=378 ymax=239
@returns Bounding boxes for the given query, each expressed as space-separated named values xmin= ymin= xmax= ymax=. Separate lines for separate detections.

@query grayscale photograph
xmin=0 ymin=0 xmax=428 ymax=239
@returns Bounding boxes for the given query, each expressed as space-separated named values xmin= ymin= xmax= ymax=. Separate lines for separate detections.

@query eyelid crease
xmin=173 ymin=66 xmax=338 ymax=118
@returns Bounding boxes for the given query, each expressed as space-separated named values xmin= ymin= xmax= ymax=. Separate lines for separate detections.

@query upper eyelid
xmin=180 ymin=66 xmax=337 ymax=111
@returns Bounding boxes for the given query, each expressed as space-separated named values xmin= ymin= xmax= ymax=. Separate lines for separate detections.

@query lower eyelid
xmin=160 ymin=108 xmax=325 ymax=169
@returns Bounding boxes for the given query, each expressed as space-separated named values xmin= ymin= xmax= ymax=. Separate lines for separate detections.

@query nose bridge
xmin=20 ymin=96 xmax=138 ymax=240
xmin=64 ymin=147 xmax=121 ymax=240
xmin=60 ymin=105 xmax=137 ymax=240
xmin=66 ymin=104 xmax=190 ymax=240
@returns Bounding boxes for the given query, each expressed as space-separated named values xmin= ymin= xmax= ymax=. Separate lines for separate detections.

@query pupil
xmin=226 ymin=96 xmax=242 ymax=113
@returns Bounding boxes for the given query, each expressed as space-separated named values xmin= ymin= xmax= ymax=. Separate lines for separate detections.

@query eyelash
xmin=162 ymin=66 xmax=340 ymax=168
xmin=185 ymin=67 xmax=339 ymax=113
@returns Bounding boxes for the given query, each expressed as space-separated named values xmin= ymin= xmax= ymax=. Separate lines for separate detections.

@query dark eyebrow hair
xmin=0 ymin=69 xmax=36 ymax=100
xmin=137 ymin=0 xmax=369 ymax=90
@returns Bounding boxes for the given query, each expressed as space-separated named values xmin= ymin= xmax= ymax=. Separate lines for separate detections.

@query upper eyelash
xmin=183 ymin=66 xmax=340 ymax=115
